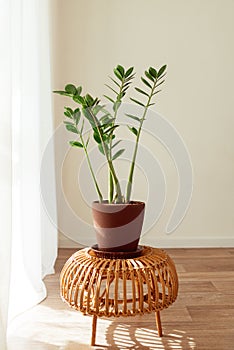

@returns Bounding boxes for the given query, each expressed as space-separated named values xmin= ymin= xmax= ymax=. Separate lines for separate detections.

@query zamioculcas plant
xmin=54 ymin=64 xmax=166 ymax=205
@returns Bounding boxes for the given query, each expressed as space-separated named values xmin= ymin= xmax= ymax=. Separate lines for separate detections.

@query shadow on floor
xmin=101 ymin=320 xmax=197 ymax=350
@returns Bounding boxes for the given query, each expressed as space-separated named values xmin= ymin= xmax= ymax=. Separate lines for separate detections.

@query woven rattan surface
xmin=60 ymin=246 xmax=178 ymax=318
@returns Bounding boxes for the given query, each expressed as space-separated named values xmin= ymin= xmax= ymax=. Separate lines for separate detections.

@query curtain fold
xmin=0 ymin=0 xmax=57 ymax=347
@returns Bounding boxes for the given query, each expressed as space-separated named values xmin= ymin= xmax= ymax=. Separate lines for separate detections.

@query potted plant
xmin=54 ymin=64 xmax=166 ymax=252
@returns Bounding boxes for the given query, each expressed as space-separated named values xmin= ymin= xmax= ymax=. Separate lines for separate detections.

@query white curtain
xmin=0 ymin=0 xmax=57 ymax=348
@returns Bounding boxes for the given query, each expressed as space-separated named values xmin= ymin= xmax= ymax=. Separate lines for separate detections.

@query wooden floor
xmin=8 ymin=247 xmax=234 ymax=349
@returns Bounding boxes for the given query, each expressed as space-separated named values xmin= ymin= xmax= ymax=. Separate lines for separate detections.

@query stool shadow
xmin=103 ymin=319 xmax=197 ymax=350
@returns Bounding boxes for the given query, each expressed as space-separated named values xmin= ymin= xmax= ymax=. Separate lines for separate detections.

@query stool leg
xmin=155 ymin=311 xmax=163 ymax=337
xmin=91 ymin=315 xmax=97 ymax=346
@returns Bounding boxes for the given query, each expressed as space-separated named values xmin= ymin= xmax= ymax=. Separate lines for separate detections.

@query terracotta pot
xmin=92 ymin=201 xmax=145 ymax=252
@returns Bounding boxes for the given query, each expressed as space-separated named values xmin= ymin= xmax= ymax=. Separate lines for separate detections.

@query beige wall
xmin=51 ymin=0 xmax=234 ymax=248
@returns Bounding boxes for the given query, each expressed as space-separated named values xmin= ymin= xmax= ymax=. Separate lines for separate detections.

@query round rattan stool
xmin=60 ymin=246 xmax=178 ymax=346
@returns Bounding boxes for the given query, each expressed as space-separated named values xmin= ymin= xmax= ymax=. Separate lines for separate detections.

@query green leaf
xmin=85 ymin=94 xmax=94 ymax=107
xmin=145 ymin=71 xmax=155 ymax=82
xmin=100 ymin=115 xmax=114 ymax=126
xmin=109 ymin=77 xmax=120 ymax=88
xmin=73 ymin=108 xmax=81 ymax=125
xmin=112 ymin=148 xmax=125 ymax=160
xmin=152 ymin=90 xmax=162 ymax=96
xmin=98 ymin=143 xmax=105 ymax=155
xmin=125 ymin=67 xmax=134 ymax=78
xmin=114 ymin=68 xmax=123 ymax=81
xmin=92 ymin=105 xmax=104 ymax=115
xmin=158 ymin=65 xmax=167 ymax=77
xmin=149 ymin=67 xmax=157 ymax=78
xmin=63 ymin=121 xmax=74 ymax=126
xmin=128 ymin=126 xmax=138 ymax=136
xmin=111 ymin=140 xmax=122 ymax=149
xmin=82 ymin=108 xmax=96 ymax=127
xmin=105 ymin=84 xmax=118 ymax=95
xmin=76 ymin=86 xmax=82 ymax=95
xmin=69 ymin=141 xmax=83 ymax=148
xmin=125 ymin=74 xmax=135 ymax=82
xmin=64 ymin=107 xmax=73 ymax=115
xmin=156 ymin=80 xmax=165 ymax=88
xmin=65 ymin=84 xmax=77 ymax=95
xmin=135 ymin=87 xmax=149 ymax=97
xmin=105 ymin=124 xmax=119 ymax=135
xmin=73 ymin=95 xmax=85 ymax=105
xmin=65 ymin=124 xmax=78 ymax=134
xmin=130 ymin=98 xmax=145 ymax=107
xmin=116 ymin=65 xmax=125 ymax=77
xmin=53 ymin=90 xmax=72 ymax=97
xmin=125 ymin=114 xmax=141 ymax=122
xmin=103 ymin=95 xmax=115 ymax=103
xmin=64 ymin=111 xmax=73 ymax=119
xmin=93 ymin=132 xmax=101 ymax=144
xmin=141 ymin=77 xmax=152 ymax=89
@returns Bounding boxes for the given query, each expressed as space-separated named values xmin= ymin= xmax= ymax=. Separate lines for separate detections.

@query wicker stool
xmin=60 ymin=246 xmax=178 ymax=346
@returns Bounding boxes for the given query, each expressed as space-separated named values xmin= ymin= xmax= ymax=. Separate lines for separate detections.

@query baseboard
xmin=58 ymin=234 xmax=234 ymax=248
xmin=140 ymin=238 xmax=234 ymax=248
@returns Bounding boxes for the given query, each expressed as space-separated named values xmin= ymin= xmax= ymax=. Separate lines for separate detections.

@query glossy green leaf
xmin=53 ymin=90 xmax=72 ymax=97
xmin=65 ymin=84 xmax=77 ymax=95
xmin=135 ymin=87 xmax=149 ymax=97
xmin=125 ymin=74 xmax=135 ymax=82
xmin=156 ymin=80 xmax=165 ymax=88
xmin=125 ymin=67 xmax=134 ymax=78
xmin=73 ymin=95 xmax=85 ymax=105
xmin=85 ymin=94 xmax=94 ymax=106
xmin=114 ymin=68 xmax=123 ymax=81
xmin=93 ymin=132 xmax=101 ymax=144
xmin=109 ymin=77 xmax=120 ymax=87
xmin=63 ymin=121 xmax=74 ymax=126
xmin=64 ymin=107 xmax=73 ymax=115
xmin=128 ymin=126 xmax=138 ymax=136
xmin=105 ymin=84 xmax=118 ymax=95
xmin=76 ymin=86 xmax=82 ymax=95
xmin=111 ymin=140 xmax=122 ymax=149
xmin=98 ymin=143 xmax=105 ymax=155
xmin=149 ymin=67 xmax=157 ymax=78
xmin=82 ymin=108 xmax=96 ymax=127
xmin=73 ymin=108 xmax=81 ymax=125
xmin=130 ymin=98 xmax=145 ymax=107
xmin=141 ymin=77 xmax=152 ymax=89
xmin=69 ymin=141 xmax=83 ymax=148
xmin=103 ymin=95 xmax=115 ymax=103
xmin=158 ymin=65 xmax=167 ymax=77
xmin=105 ymin=125 xmax=119 ymax=135
xmin=152 ymin=90 xmax=162 ymax=96
xmin=125 ymin=114 xmax=141 ymax=122
xmin=112 ymin=148 xmax=125 ymax=160
xmin=145 ymin=71 xmax=154 ymax=82
xmin=65 ymin=124 xmax=78 ymax=134
xmin=64 ymin=111 xmax=73 ymax=118
xmin=116 ymin=65 xmax=125 ymax=77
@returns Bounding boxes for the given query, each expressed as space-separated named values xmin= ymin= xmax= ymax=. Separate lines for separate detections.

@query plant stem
xmin=126 ymin=79 xmax=158 ymax=202
xmin=80 ymin=133 xmax=103 ymax=202
xmin=88 ymin=108 xmax=123 ymax=203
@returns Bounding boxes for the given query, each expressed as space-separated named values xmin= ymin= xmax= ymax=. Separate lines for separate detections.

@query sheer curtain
xmin=0 ymin=0 xmax=57 ymax=348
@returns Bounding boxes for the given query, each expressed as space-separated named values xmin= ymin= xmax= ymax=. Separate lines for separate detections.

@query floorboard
xmin=7 ymin=247 xmax=234 ymax=349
